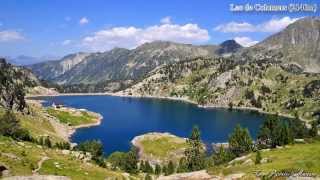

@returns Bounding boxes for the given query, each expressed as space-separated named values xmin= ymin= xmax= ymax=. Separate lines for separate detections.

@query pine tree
xmin=162 ymin=165 xmax=168 ymax=176
xmin=155 ymin=164 xmax=161 ymax=175
xmin=255 ymin=151 xmax=262 ymax=164
xmin=177 ymin=157 xmax=188 ymax=173
xmin=212 ymin=145 xmax=235 ymax=165
xmin=124 ymin=147 xmax=138 ymax=174
xmin=228 ymin=124 xmax=253 ymax=156
xmin=309 ymin=121 xmax=318 ymax=137
xmin=44 ymin=136 xmax=52 ymax=148
xmin=167 ymin=160 xmax=175 ymax=175
xmin=280 ymin=123 xmax=293 ymax=145
xmin=140 ymin=160 xmax=145 ymax=172
xmin=184 ymin=126 xmax=206 ymax=171
xmin=145 ymin=161 xmax=154 ymax=174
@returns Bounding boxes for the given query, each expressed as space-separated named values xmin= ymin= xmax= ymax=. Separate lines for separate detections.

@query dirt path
xmin=32 ymin=156 xmax=50 ymax=174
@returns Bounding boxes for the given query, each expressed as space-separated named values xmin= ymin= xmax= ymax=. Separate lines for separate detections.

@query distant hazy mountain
xmin=242 ymin=16 xmax=320 ymax=73
xmin=29 ymin=52 xmax=90 ymax=81
xmin=5 ymin=55 xmax=60 ymax=66
xmin=29 ymin=41 xmax=241 ymax=85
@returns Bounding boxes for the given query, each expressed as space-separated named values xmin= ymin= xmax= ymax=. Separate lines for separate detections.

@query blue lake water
xmin=38 ymin=95 xmax=268 ymax=155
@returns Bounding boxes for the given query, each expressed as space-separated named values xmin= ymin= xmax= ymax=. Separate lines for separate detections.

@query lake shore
xmin=104 ymin=92 xmax=304 ymax=122
xmin=28 ymin=91 xmax=305 ymax=123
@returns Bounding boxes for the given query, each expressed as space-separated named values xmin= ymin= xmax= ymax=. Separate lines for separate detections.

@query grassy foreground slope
xmin=0 ymin=136 xmax=126 ymax=180
xmin=208 ymin=140 xmax=320 ymax=178
xmin=0 ymin=106 xmax=65 ymax=143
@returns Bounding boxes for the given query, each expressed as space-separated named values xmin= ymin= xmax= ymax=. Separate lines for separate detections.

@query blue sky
xmin=0 ymin=0 xmax=319 ymax=58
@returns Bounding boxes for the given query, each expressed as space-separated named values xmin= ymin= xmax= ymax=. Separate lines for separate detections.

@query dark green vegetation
xmin=107 ymin=148 xmax=139 ymax=174
xmin=0 ymin=111 xmax=32 ymax=141
xmin=184 ymin=126 xmax=206 ymax=171
xmin=228 ymin=124 xmax=253 ymax=157
xmin=0 ymin=58 xmax=38 ymax=112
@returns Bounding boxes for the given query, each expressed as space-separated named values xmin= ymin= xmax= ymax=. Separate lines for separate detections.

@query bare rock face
xmin=29 ymin=52 xmax=90 ymax=81
xmin=209 ymin=71 xmax=232 ymax=89
xmin=0 ymin=164 xmax=10 ymax=177
xmin=251 ymin=17 xmax=320 ymax=73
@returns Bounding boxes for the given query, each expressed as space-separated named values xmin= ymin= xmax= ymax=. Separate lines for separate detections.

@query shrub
xmin=0 ymin=110 xmax=32 ymax=141
xmin=155 ymin=164 xmax=161 ymax=175
xmin=255 ymin=151 xmax=262 ymax=164
xmin=166 ymin=160 xmax=175 ymax=175
xmin=76 ymin=140 xmax=103 ymax=159
xmin=107 ymin=151 xmax=127 ymax=170
xmin=212 ymin=145 xmax=235 ymax=165
xmin=108 ymin=148 xmax=138 ymax=174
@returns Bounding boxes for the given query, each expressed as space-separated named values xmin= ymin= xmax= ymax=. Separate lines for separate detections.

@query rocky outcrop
xmin=29 ymin=52 xmax=90 ymax=81
xmin=157 ymin=170 xmax=215 ymax=180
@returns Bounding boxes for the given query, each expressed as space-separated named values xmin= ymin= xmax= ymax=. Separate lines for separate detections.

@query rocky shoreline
xmin=105 ymin=92 xmax=305 ymax=122
xmin=65 ymin=111 xmax=103 ymax=141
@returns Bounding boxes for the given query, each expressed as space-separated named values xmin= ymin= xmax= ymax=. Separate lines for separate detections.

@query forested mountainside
xmin=119 ymin=54 xmax=320 ymax=121
xmin=0 ymin=58 xmax=39 ymax=111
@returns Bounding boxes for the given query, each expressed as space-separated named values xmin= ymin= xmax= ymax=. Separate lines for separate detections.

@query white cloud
xmin=214 ymin=22 xmax=255 ymax=33
xmin=160 ymin=16 xmax=172 ymax=24
xmin=0 ymin=30 xmax=25 ymax=42
xmin=258 ymin=16 xmax=300 ymax=32
xmin=82 ymin=22 xmax=210 ymax=51
xmin=214 ymin=16 xmax=300 ymax=33
xmin=79 ymin=17 xmax=89 ymax=25
xmin=234 ymin=36 xmax=259 ymax=47
xmin=62 ymin=39 xmax=72 ymax=46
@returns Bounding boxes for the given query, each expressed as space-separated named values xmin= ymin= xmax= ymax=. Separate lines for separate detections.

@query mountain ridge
xmin=29 ymin=40 xmax=241 ymax=87
xmin=28 ymin=17 xmax=320 ymax=93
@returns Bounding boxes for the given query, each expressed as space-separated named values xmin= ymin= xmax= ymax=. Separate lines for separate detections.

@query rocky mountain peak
xmin=248 ymin=17 xmax=320 ymax=73
xmin=216 ymin=40 xmax=242 ymax=55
